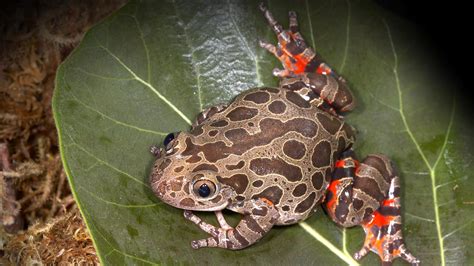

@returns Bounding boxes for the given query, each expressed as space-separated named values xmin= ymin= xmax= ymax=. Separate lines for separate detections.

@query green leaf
xmin=53 ymin=0 xmax=474 ymax=265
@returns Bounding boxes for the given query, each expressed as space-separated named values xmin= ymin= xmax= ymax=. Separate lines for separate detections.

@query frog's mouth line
xmin=168 ymin=198 xmax=230 ymax=212
xmin=188 ymin=200 xmax=230 ymax=212
xmin=173 ymin=186 xmax=234 ymax=212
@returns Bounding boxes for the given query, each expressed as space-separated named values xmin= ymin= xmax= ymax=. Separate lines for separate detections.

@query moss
xmin=4 ymin=208 xmax=99 ymax=265
xmin=1 ymin=1 xmax=126 ymax=263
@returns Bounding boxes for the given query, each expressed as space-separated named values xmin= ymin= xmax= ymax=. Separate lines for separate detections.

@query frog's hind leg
xmin=279 ymin=73 xmax=355 ymax=113
xmin=325 ymin=151 xmax=419 ymax=265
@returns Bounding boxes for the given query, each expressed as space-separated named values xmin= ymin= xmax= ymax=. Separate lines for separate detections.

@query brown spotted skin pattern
xmin=151 ymin=87 xmax=355 ymax=223
xmin=149 ymin=4 xmax=419 ymax=265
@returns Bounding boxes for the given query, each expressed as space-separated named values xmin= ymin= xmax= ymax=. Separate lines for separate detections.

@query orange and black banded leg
xmin=324 ymin=151 xmax=420 ymax=265
xmin=259 ymin=4 xmax=355 ymax=113
xmin=259 ymin=3 xmax=343 ymax=78
xmin=183 ymin=198 xmax=279 ymax=250
xmin=280 ymin=73 xmax=356 ymax=113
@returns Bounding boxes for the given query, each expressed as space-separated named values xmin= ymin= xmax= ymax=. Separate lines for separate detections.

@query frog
xmin=149 ymin=3 xmax=420 ymax=265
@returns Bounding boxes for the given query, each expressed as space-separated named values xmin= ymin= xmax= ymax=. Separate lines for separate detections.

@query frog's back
xmin=190 ymin=87 xmax=355 ymax=225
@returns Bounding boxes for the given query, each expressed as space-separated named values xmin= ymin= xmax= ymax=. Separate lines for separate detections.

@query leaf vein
xmin=304 ymin=0 xmax=317 ymax=49
xmin=299 ymin=222 xmax=359 ymax=266
xmin=442 ymin=219 xmax=474 ymax=239
xmin=433 ymin=101 xmax=456 ymax=171
xmin=69 ymin=93 xmax=166 ymax=136
xmin=99 ymin=45 xmax=192 ymax=125
xmin=341 ymin=228 xmax=351 ymax=258
xmin=75 ymin=67 xmax=135 ymax=80
xmin=436 ymin=176 xmax=467 ymax=190
xmin=405 ymin=212 xmax=435 ymax=223
xmin=368 ymin=92 xmax=398 ymax=112
xmin=124 ymin=13 xmax=152 ymax=82
xmin=339 ymin=0 xmax=351 ymax=73
xmin=437 ymin=199 xmax=455 ymax=208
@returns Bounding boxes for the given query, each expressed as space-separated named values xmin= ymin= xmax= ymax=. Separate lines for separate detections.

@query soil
xmin=0 ymin=1 xmax=126 ymax=264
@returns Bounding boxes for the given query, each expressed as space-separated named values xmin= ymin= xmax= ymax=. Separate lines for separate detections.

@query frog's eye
xmin=192 ymin=179 xmax=216 ymax=198
xmin=163 ymin=133 xmax=175 ymax=146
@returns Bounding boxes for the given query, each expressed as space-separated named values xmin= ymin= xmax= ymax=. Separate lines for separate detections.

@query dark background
xmin=378 ymin=0 xmax=472 ymax=107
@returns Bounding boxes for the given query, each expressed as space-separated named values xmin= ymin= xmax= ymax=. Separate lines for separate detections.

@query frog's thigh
xmin=281 ymin=73 xmax=355 ymax=113
xmin=324 ymin=151 xmax=419 ymax=265
xmin=325 ymin=151 xmax=390 ymax=226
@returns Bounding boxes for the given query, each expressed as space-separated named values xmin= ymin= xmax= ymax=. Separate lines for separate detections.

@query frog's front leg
xmin=325 ymin=150 xmax=420 ymax=265
xmin=183 ymin=198 xmax=279 ymax=250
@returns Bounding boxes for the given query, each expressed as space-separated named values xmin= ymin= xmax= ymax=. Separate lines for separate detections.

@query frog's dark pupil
xmin=163 ymin=133 xmax=175 ymax=146
xmin=198 ymin=184 xmax=211 ymax=198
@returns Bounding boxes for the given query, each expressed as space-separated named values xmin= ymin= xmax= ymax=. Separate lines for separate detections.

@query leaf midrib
xmin=384 ymin=20 xmax=456 ymax=266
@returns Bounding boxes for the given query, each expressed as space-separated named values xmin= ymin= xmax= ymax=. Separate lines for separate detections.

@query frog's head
xmin=149 ymin=131 xmax=234 ymax=211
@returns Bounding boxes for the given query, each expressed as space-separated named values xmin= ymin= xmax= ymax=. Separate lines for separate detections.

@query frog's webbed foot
xmin=259 ymin=3 xmax=333 ymax=78
xmin=184 ymin=211 xmax=240 ymax=249
xmin=355 ymin=178 xmax=420 ymax=265
xmin=259 ymin=4 xmax=356 ymax=114
xmin=183 ymin=198 xmax=279 ymax=250
xmin=355 ymin=207 xmax=420 ymax=265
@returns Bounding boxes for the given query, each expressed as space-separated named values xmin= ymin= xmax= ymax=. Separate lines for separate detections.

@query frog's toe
xmin=183 ymin=210 xmax=194 ymax=220
xmin=258 ymin=39 xmax=275 ymax=51
xmin=398 ymin=245 xmax=420 ymax=266
xmin=190 ymin=230 xmax=236 ymax=250
xmin=353 ymin=246 xmax=370 ymax=261
xmin=190 ymin=239 xmax=206 ymax=249
xmin=272 ymin=68 xmax=292 ymax=77
xmin=356 ymin=207 xmax=420 ymax=265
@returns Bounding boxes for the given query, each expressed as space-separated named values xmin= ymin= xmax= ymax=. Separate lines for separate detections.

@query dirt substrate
xmin=0 ymin=1 xmax=126 ymax=264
